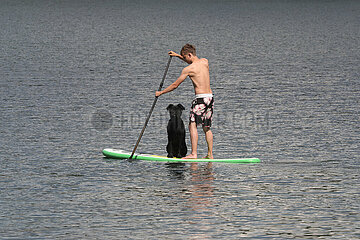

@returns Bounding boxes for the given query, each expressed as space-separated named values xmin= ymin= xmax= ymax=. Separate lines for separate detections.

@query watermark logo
xmin=90 ymin=108 xmax=113 ymax=131
xmin=90 ymin=108 xmax=270 ymax=132
xmin=216 ymin=110 xmax=270 ymax=131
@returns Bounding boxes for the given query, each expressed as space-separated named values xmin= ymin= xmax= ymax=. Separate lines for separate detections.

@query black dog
xmin=166 ymin=104 xmax=187 ymax=158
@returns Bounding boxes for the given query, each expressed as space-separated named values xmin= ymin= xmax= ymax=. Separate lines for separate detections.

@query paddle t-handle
xmin=129 ymin=56 xmax=172 ymax=159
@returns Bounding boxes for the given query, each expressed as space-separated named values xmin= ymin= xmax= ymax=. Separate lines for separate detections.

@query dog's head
xmin=167 ymin=104 xmax=185 ymax=118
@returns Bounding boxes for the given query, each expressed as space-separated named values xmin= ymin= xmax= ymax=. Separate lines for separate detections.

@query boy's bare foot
xmin=203 ymin=155 xmax=214 ymax=159
xmin=182 ymin=154 xmax=197 ymax=159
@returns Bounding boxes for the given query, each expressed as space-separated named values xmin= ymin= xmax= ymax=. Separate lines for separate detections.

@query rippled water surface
xmin=1 ymin=0 xmax=359 ymax=239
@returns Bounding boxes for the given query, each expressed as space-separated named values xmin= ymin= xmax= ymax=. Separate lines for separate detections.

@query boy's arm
xmin=155 ymin=69 xmax=188 ymax=97
xmin=168 ymin=51 xmax=185 ymax=62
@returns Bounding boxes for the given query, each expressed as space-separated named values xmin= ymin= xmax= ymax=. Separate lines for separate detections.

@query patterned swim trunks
xmin=189 ymin=95 xmax=214 ymax=128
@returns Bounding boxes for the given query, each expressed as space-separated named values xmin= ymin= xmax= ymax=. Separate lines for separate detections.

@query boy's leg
xmin=183 ymin=122 xmax=198 ymax=159
xmin=203 ymin=126 xmax=213 ymax=159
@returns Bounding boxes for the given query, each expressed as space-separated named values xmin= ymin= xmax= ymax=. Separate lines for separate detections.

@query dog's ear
xmin=177 ymin=104 xmax=185 ymax=110
xmin=167 ymin=104 xmax=174 ymax=111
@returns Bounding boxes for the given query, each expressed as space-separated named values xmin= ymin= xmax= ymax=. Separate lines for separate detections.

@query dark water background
xmin=1 ymin=0 xmax=359 ymax=239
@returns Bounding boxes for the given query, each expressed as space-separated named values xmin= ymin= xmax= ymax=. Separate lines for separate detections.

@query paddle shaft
xmin=129 ymin=56 xmax=172 ymax=159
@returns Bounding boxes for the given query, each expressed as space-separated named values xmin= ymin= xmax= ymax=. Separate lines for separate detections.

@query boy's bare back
xmin=183 ymin=58 xmax=212 ymax=95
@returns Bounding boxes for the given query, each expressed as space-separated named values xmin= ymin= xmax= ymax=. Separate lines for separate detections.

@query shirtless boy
xmin=155 ymin=44 xmax=214 ymax=159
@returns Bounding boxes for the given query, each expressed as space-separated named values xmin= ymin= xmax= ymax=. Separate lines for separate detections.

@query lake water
xmin=1 ymin=0 xmax=359 ymax=239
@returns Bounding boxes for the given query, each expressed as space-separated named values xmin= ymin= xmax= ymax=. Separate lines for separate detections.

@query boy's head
xmin=180 ymin=44 xmax=196 ymax=58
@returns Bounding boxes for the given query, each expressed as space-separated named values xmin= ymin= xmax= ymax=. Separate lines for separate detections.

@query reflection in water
xmin=167 ymin=163 xmax=216 ymax=239
xmin=165 ymin=162 xmax=186 ymax=180
xmin=188 ymin=163 xmax=215 ymax=212
xmin=187 ymin=163 xmax=215 ymax=240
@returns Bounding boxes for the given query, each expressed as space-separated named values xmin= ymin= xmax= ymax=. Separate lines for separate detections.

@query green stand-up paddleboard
xmin=102 ymin=149 xmax=260 ymax=164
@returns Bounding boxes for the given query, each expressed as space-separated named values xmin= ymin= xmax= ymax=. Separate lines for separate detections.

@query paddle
xmin=129 ymin=56 xmax=172 ymax=160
